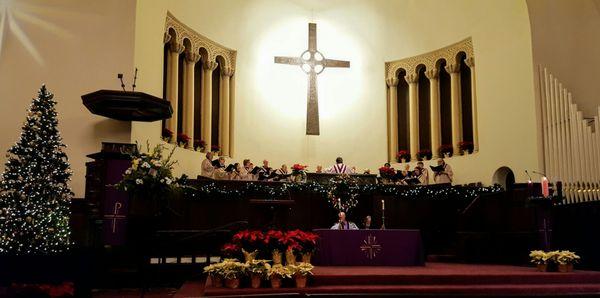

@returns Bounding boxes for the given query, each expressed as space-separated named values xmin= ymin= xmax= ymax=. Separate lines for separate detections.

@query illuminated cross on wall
xmin=275 ymin=23 xmax=350 ymax=135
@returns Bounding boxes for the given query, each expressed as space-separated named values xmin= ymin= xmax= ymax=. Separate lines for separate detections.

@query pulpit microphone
xmin=117 ymin=73 xmax=126 ymax=92
xmin=525 ymin=170 xmax=532 ymax=181
xmin=532 ymin=170 xmax=547 ymax=177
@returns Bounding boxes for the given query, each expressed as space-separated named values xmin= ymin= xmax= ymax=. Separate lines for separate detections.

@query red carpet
xmin=179 ymin=263 xmax=600 ymax=297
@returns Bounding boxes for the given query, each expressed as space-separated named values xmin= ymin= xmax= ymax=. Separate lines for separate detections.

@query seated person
xmin=330 ymin=211 xmax=358 ymax=230
xmin=240 ymin=159 xmax=255 ymax=181
xmin=325 ymin=157 xmax=356 ymax=174
xmin=200 ymin=152 xmax=215 ymax=178
xmin=274 ymin=164 xmax=292 ymax=182
xmin=213 ymin=157 xmax=230 ymax=180
xmin=229 ymin=163 xmax=245 ymax=180
xmin=363 ymin=215 xmax=372 ymax=229
xmin=258 ymin=159 xmax=275 ymax=181
xmin=395 ymin=164 xmax=412 ymax=184
xmin=404 ymin=167 xmax=422 ymax=185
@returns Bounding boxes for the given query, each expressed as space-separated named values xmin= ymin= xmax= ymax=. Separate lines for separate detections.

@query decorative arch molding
xmin=162 ymin=11 xmax=237 ymax=157
xmin=385 ymin=37 xmax=473 ymax=80
xmin=164 ymin=11 xmax=237 ymax=71
xmin=384 ymin=37 xmax=478 ymax=163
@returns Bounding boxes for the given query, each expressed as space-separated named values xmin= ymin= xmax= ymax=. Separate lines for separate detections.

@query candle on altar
xmin=541 ymin=176 xmax=550 ymax=198
xmin=381 ymin=199 xmax=385 ymax=211
xmin=527 ymin=180 xmax=534 ymax=197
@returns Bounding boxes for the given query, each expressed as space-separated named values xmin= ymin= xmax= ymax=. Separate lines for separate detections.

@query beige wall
xmin=133 ymin=0 xmax=540 ymax=185
xmin=0 ymin=0 xmax=136 ymax=197
xmin=528 ymin=0 xmax=600 ymax=118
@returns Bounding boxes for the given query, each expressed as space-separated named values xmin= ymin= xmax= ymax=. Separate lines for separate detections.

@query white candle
xmin=381 ymin=199 xmax=385 ymax=211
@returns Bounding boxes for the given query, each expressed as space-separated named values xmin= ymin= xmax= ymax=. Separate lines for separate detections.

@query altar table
xmin=312 ymin=229 xmax=425 ymax=266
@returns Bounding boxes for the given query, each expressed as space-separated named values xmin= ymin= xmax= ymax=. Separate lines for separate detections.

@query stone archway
xmin=492 ymin=166 xmax=515 ymax=190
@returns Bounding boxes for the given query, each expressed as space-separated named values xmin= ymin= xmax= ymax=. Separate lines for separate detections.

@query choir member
xmin=201 ymin=152 xmax=215 ymax=178
xmin=416 ymin=161 xmax=429 ymax=185
xmin=326 ymin=157 xmax=356 ymax=174
xmin=258 ymin=159 xmax=274 ymax=181
xmin=274 ymin=164 xmax=291 ymax=182
xmin=213 ymin=157 xmax=229 ymax=180
xmin=330 ymin=211 xmax=358 ymax=230
xmin=433 ymin=158 xmax=453 ymax=184
xmin=230 ymin=163 xmax=245 ymax=180
xmin=363 ymin=215 xmax=372 ymax=229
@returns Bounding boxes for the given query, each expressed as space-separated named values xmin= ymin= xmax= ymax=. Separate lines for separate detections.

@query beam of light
xmin=0 ymin=3 xmax=6 ymax=60
xmin=12 ymin=9 xmax=73 ymax=40
xmin=6 ymin=9 xmax=43 ymax=65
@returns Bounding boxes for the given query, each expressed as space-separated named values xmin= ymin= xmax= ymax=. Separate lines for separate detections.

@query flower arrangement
xmin=458 ymin=141 xmax=474 ymax=154
xmin=282 ymin=230 xmax=319 ymax=254
xmin=211 ymin=144 xmax=221 ymax=152
xmin=417 ymin=149 xmax=433 ymax=161
xmin=177 ymin=133 xmax=191 ymax=147
xmin=379 ymin=166 xmax=396 ymax=179
xmin=291 ymin=164 xmax=308 ymax=175
xmin=114 ymin=142 xmax=178 ymax=203
xmin=267 ymin=264 xmax=292 ymax=288
xmin=162 ymin=128 xmax=173 ymax=143
xmin=264 ymin=230 xmax=286 ymax=263
xmin=194 ymin=139 xmax=206 ymax=151
xmin=396 ymin=150 xmax=411 ymax=162
xmin=439 ymin=144 xmax=453 ymax=157
xmin=247 ymin=259 xmax=272 ymax=288
xmin=529 ymin=250 xmax=580 ymax=272
xmin=218 ymin=259 xmax=248 ymax=288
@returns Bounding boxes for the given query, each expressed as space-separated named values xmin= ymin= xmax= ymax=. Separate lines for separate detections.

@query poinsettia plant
xmin=439 ymin=144 xmax=453 ymax=157
xmin=417 ymin=149 xmax=432 ymax=161
xmin=232 ymin=230 xmax=265 ymax=252
xmin=379 ymin=166 xmax=396 ymax=179
xmin=162 ymin=128 xmax=173 ymax=143
xmin=222 ymin=243 xmax=241 ymax=258
xmin=177 ymin=133 xmax=191 ymax=147
xmin=282 ymin=230 xmax=319 ymax=254
xmin=291 ymin=164 xmax=308 ymax=175
xmin=211 ymin=144 xmax=221 ymax=152
xmin=194 ymin=139 xmax=206 ymax=151
xmin=396 ymin=150 xmax=411 ymax=162
xmin=458 ymin=141 xmax=474 ymax=154
xmin=264 ymin=230 xmax=286 ymax=253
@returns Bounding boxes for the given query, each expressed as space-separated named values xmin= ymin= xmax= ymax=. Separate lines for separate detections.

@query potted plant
xmin=396 ymin=150 xmax=410 ymax=163
xmin=439 ymin=144 xmax=453 ymax=158
xmin=232 ymin=230 xmax=264 ymax=262
xmin=289 ymin=262 xmax=314 ymax=288
xmin=219 ymin=259 xmax=248 ymax=289
xmin=211 ymin=144 xmax=220 ymax=153
xmin=161 ymin=128 xmax=173 ymax=143
xmin=417 ymin=149 xmax=432 ymax=161
xmin=458 ymin=141 xmax=474 ymax=155
xmin=246 ymin=259 xmax=271 ymax=288
xmin=177 ymin=133 xmax=191 ymax=148
xmin=264 ymin=230 xmax=286 ymax=264
xmin=556 ymin=250 xmax=580 ymax=272
xmin=267 ymin=264 xmax=292 ymax=289
xmin=203 ymin=262 xmax=224 ymax=288
xmin=378 ymin=166 xmax=396 ymax=184
xmin=529 ymin=250 xmax=550 ymax=272
xmin=291 ymin=164 xmax=308 ymax=183
xmin=221 ymin=243 xmax=241 ymax=260
xmin=193 ymin=139 xmax=206 ymax=152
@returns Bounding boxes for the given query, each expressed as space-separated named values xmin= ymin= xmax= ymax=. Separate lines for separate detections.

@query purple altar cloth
xmin=312 ymin=229 xmax=425 ymax=266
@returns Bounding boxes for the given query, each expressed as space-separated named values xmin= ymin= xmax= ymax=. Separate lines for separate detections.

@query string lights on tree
xmin=0 ymin=85 xmax=73 ymax=255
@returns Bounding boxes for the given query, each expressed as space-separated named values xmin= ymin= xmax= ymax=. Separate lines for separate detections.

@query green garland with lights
xmin=0 ymin=85 xmax=73 ymax=255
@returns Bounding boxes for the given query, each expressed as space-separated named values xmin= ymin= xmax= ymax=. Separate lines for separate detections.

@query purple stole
xmin=338 ymin=221 xmax=349 ymax=230
xmin=334 ymin=164 xmax=347 ymax=174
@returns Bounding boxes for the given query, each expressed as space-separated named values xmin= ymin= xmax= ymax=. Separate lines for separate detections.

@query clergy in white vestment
xmin=325 ymin=157 xmax=356 ymax=174
xmin=433 ymin=158 xmax=453 ymax=184
xmin=330 ymin=212 xmax=359 ymax=230
xmin=200 ymin=152 xmax=215 ymax=178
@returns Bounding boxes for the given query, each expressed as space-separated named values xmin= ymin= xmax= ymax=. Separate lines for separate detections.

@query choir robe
xmin=201 ymin=158 xmax=215 ymax=178
xmin=213 ymin=168 xmax=229 ymax=180
xmin=274 ymin=168 xmax=291 ymax=182
xmin=325 ymin=163 xmax=355 ymax=174
xmin=418 ymin=168 xmax=430 ymax=185
xmin=330 ymin=221 xmax=359 ymax=230
xmin=434 ymin=163 xmax=453 ymax=184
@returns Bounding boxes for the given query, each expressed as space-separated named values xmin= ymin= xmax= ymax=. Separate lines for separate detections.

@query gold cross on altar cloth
xmin=274 ymin=23 xmax=350 ymax=135
xmin=104 ymin=202 xmax=126 ymax=233
xmin=360 ymin=234 xmax=382 ymax=260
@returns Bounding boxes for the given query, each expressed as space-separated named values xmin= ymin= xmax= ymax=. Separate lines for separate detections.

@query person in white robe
xmin=200 ymin=152 xmax=215 ymax=178
xmin=213 ymin=157 xmax=229 ymax=180
xmin=433 ymin=158 xmax=453 ymax=184
xmin=416 ymin=161 xmax=429 ymax=185
xmin=325 ymin=157 xmax=356 ymax=174
xmin=330 ymin=211 xmax=359 ymax=230
xmin=275 ymin=164 xmax=291 ymax=182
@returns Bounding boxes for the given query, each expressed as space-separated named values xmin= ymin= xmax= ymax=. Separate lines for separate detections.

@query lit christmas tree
xmin=0 ymin=85 xmax=73 ymax=255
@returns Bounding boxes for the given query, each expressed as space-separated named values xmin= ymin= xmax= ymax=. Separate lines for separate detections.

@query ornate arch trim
xmin=164 ymin=11 xmax=237 ymax=70
xmin=385 ymin=37 xmax=473 ymax=80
